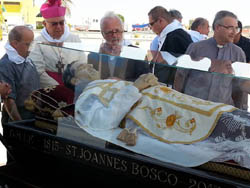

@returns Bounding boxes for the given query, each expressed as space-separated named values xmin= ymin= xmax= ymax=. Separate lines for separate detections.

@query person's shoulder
xmin=0 ymin=55 xmax=14 ymax=73
xmin=168 ymin=29 xmax=193 ymax=42
xmin=189 ymin=37 xmax=211 ymax=47
xmin=231 ymin=42 xmax=245 ymax=51
xmin=67 ymin=33 xmax=81 ymax=42
xmin=0 ymin=54 xmax=11 ymax=65
xmin=34 ymin=35 xmax=46 ymax=41
xmin=241 ymin=35 xmax=250 ymax=45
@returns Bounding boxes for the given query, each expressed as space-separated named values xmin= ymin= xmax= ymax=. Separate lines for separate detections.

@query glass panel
xmin=36 ymin=42 xmax=250 ymax=112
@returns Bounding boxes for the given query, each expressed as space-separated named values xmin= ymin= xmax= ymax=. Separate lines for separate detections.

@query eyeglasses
xmin=149 ymin=19 xmax=158 ymax=27
xmin=46 ymin=20 xmax=65 ymax=27
xmin=219 ymin=24 xmax=240 ymax=33
xmin=103 ymin=29 xmax=123 ymax=36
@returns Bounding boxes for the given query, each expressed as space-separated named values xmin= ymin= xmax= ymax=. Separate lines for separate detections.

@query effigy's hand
xmin=133 ymin=73 xmax=159 ymax=91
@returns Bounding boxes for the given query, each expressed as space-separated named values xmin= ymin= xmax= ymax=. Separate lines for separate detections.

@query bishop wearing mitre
xmin=29 ymin=0 xmax=87 ymax=88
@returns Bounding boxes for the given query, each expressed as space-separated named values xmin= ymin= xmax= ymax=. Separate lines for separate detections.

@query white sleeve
xmin=75 ymin=84 xmax=142 ymax=130
xmin=29 ymin=43 xmax=59 ymax=87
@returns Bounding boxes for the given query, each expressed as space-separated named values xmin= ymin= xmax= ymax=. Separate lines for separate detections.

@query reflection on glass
xmin=37 ymin=42 xmax=250 ymax=112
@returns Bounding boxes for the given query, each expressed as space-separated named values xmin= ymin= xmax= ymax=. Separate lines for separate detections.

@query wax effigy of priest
xmin=24 ymin=61 xmax=250 ymax=169
xmin=28 ymin=0 xmax=87 ymax=88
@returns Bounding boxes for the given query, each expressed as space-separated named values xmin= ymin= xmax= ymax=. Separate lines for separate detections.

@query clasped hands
xmin=133 ymin=73 xmax=159 ymax=91
xmin=210 ymin=59 xmax=234 ymax=74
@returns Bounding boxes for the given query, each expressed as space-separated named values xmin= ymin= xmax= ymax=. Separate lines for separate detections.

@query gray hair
xmin=212 ymin=10 xmax=237 ymax=30
xmin=191 ymin=17 xmax=208 ymax=31
xmin=148 ymin=6 xmax=173 ymax=23
xmin=100 ymin=11 xmax=124 ymax=31
xmin=8 ymin=26 xmax=31 ymax=42
xmin=169 ymin=9 xmax=183 ymax=20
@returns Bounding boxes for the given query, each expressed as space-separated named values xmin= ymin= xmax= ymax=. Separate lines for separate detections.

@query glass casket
xmin=1 ymin=42 xmax=250 ymax=187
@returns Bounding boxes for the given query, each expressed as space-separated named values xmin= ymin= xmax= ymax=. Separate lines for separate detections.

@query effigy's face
xmin=73 ymin=64 xmax=100 ymax=84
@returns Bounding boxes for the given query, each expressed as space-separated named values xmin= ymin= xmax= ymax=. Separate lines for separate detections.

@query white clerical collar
xmin=41 ymin=24 xmax=70 ymax=43
xmin=158 ymin=19 xmax=183 ymax=50
xmin=217 ymin=44 xmax=224 ymax=48
xmin=4 ymin=42 xmax=26 ymax=64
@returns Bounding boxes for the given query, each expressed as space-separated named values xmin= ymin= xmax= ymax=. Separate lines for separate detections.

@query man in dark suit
xmin=148 ymin=6 xmax=193 ymax=85
xmin=234 ymin=20 xmax=250 ymax=63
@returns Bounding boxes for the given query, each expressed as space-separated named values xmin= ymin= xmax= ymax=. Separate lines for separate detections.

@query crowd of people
xmin=0 ymin=0 xmax=249 ymax=126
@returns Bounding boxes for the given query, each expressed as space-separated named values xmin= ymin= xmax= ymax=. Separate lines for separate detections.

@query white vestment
xmin=75 ymin=80 xmax=235 ymax=144
xmin=74 ymin=79 xmax=250 ymax=168
xmin=29 ymin=33 xmax=87 ymax=88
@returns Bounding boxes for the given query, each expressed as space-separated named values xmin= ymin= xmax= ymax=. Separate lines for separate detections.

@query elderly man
xmin=189 ymin=17 xmax=210 ymax=42
xmin=88 ymin=11 xmax=150 ymax=81
xmin=234 ymin=20 xmax=250 ymax=63
xmin=0 ymin=26 xmax=40 ymax=123
xmin=99 ymin=11 xmax=134 ymax=56
xmin=174 ymin=10 xmax=248 ymax=110
xmin=29 ymin=0 xmax=86 ymax=88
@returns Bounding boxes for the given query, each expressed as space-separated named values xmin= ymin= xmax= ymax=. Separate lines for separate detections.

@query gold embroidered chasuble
xmin=127 ymin=85 xmax=236 ymax=144
xmin=76 ymin=80 xmax=236 ymax=144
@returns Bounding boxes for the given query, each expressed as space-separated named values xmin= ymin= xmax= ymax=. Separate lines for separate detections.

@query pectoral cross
xmin=56 ymin=61 xmax=65 ymax=74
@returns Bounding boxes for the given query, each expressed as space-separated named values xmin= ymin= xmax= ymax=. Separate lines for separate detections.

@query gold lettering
xmin=113 ymin=157 xmax=122 ymax=170
xmin=120 ymin=160 xmax=127 ymax=172
xmin=65 ymin=144 xmax=72 ymax=155
xmin=91 ymin=153 xmax=99 ymax=164
xmin=140 ymin=165 xmax=150 ymax=178
xmin=168 ymin=174 xmax=178 ymax=186
xmin=70 ymin=145 xmax=77 ymax=157
xmin=157 ymin=170 xmax=168 ymax=183
xmin=98 ymin=153 xmax=106 ymax=165
xmin=131 ymin=162 xmax=140 ymax=175
xmin=43 ymin=139 xmax=60 ymax=152
xmin=82 ymin=149 xmax=92 ymax=161
xmin=106 ymin=156 xmax=114 ymax=167
xmin=43 ymin=138 xmax=51 ymax=151
xmin=8 ymin=129 xmax=33 ymax=144
xmin=149 ymin=168 xmax=158 ymax=181
xmin=52 ymin=140 xmax=59 ymax=152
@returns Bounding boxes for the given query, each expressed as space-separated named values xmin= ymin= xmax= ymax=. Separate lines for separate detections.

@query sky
xmin=35 ymin=0 xmax=250 ymax=26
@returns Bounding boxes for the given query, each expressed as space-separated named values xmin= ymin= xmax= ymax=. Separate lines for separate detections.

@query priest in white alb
xmin=29 ymin=0 xmax=86 ymax=88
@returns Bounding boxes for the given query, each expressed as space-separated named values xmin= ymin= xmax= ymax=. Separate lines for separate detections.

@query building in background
xmin=0 ymin=0 xmax=42 ymax=30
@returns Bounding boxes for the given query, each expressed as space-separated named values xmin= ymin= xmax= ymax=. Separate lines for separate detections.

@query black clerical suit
xmin=155 ymin=29 xmax=193 ymax=85
xmin=235 ymin=35 xmax=250 ymax=63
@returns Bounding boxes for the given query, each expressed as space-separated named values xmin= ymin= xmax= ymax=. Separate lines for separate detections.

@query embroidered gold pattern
xmin=84 ymin=81 xmax=132 ymax=107
xmin=43 ymin=85 xmax=56 ymax=93
xmin=166 ymin=114 xmax=177 ymax=127
xmin=58 ymin=101 xmax=67 ymax=108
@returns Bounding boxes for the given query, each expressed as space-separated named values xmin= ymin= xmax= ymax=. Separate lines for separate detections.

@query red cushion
xmin=25 ymin=85 xmax=75 ymax=120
